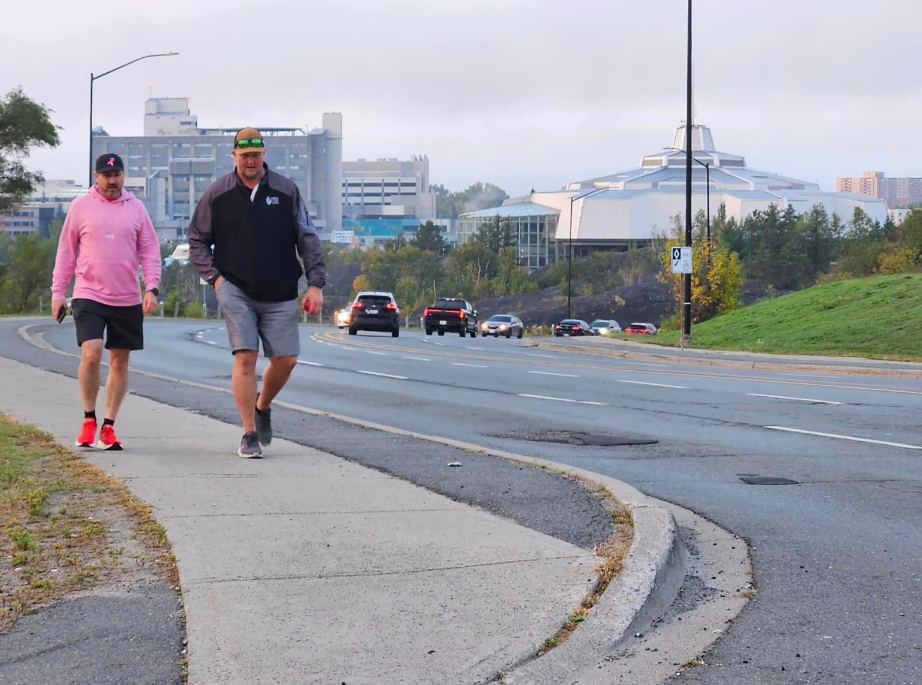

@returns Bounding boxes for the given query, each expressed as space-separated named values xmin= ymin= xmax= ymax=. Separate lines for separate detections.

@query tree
xmin=660 ymin=237 xmax=744 ymax=324
xmin=798 ymin=204 xmax=840 ymax=284
xmin=410 ymin=220 xmax=445 ymax=254
xmin=476 ymin=215 xmax=516 ymax=255
xmin=430 ymin=182 xmax=509 ymax=222
xmin=0 ymin=88 xmax=60 ymax=214
xmin=0 ymin=232 xmax=54 ymax=312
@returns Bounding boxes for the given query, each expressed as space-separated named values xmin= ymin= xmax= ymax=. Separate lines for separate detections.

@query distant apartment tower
xmin=92 ymin=98 xmax=343 ymax=240
xmin=837 ymin=172 xmax=922 ymax=208
xmin=340 ymin=156 xmax=437 ymax=246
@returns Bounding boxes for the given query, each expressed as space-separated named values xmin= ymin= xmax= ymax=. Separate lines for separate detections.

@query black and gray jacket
xmin=188 ymin=164 xmax=326 ymax=302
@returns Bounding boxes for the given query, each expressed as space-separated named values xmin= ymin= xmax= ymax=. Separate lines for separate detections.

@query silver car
xmin=590 ymin=319 xmax=621 ymax=335
xmin=480 ymin=314 xmax=524 ymax=339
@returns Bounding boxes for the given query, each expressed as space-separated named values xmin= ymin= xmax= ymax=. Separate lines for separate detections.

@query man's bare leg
xmin=233 ymin=350 xmax=259 ymax=433
xmin=104 ymin=349 xmax=131 ymax=420
xmin=78 ymin=340 xmax=104 ymax=412
xmin=256 ymin=355 xmax=297 ymax=410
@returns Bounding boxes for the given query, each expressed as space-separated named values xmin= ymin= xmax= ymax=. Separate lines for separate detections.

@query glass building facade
xmin=458 ymin=203 xmax=560 ymax=270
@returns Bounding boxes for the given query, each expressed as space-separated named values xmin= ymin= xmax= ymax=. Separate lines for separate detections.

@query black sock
xmin=85 ymin=411 xmax=97 ymax=421
xmin=103 ymin=418 xmax=115 ymax=427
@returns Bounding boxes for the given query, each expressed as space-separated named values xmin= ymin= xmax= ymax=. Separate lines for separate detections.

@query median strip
xmin=765 ymin=426 xmax=922 ymax=450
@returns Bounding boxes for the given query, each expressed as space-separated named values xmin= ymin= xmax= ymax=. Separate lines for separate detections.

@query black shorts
xmin=72 ymin=298 xmax=144 ymax=350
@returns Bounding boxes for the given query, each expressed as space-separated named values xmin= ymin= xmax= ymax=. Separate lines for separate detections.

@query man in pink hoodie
xmin=51 ymin=153 xmax=161 ymax=451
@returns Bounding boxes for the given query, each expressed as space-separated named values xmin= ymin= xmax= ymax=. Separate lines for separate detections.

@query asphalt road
xmin=6 ymin=319 xmax=922 ymax=684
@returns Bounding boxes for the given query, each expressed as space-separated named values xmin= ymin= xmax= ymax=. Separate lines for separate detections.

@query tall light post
xmin=89 ymin=52 xmax=178 ymax=187
xmin=683 ymin=0 xmax=693 ymax=343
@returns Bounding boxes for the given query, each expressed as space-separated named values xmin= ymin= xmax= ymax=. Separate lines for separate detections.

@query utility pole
xmin=683 ymin=0 xmax=693 ymax=344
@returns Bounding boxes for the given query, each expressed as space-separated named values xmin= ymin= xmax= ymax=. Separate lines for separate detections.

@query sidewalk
xmin=0 ymin=356 xmax=598 ymax=685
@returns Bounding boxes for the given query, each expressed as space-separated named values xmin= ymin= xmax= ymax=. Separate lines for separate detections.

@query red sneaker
xmin=76 ymin=418 xmax=97 ymax=448
xmin=96 ymin=424 xmax=123 ymax=451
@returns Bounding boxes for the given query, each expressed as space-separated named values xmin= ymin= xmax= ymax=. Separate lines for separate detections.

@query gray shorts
xmin=215 ymin=279 xmax=301 ymax=357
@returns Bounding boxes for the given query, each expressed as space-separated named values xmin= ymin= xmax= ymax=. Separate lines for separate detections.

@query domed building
xmin=459 ymin=124 xmax=888 ymax=264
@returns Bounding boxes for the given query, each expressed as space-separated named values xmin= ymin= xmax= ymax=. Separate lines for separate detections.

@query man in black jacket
xmin=189 ymin=127 xmax=325 ymax=458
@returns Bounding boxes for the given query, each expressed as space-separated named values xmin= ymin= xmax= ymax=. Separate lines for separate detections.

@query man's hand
xmin=143 ymin=291 xmax=158 ymax=315
xmin=214 ymin=275 xmax=224 ymax=290
xmin=302 ymin=286 xmax=323 ymax=316
xmin=52 ymin=299 xmax=67 ymax=321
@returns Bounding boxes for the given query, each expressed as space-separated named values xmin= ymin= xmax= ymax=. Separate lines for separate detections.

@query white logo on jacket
xmin=266 ymin=196 xmax=279 ymax=205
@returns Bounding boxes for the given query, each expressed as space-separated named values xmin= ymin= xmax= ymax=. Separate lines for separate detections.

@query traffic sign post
xmin=670 ymin=247 xmax=692 ymax=274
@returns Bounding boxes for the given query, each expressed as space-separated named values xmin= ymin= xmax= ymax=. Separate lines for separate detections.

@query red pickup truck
xmin=423 ymin=298 xmax=480 ymax=337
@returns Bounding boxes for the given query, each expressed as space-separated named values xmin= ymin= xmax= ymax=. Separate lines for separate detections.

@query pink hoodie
xmin=52 ymin=187 xmax=161 ymax=306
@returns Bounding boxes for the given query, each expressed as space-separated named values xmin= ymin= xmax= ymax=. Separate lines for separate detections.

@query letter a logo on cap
xmin=107 ymin=157 xmax=115 ymax=166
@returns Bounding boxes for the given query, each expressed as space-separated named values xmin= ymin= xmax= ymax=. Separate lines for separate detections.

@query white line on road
xmin=524 ymin=353 xmax=555 ymax=359
xmin=357 ymin=370 xmax=408 ymax=380
xmin=518 ymin=393 xmax=608 ymax=406
xmin=469 ymin=346 xmax=485 ymax=351
xmin=452 ymin=363 xmax=488 ymax=368
xmin=748 ymin=393 xmax=843 ymax=405
xmin=617 ymin=380 xmax=689 ymax=389
xmin=405 ymin=356 xmax=432 ymax=362
xmin=297 ymin=360 xmax=324 ymax=367
xmin=765 ymin=426 xmax=922 ymax=450
xmin=367 ymin=351 xmax=386 ymax=356
xmin=433 ymin=342 xmax=445 ymax=346
xmin=205 ymin=341 xmax=217 ymax=346
xmin=529 ymin=371 xmax=580 ymax=378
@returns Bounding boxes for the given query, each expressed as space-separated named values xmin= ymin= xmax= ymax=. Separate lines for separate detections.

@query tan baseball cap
xmin=234 ymin=127 xmax=266 ymax=153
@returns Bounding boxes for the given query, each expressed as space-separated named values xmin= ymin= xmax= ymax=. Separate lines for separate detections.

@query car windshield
xmin=358 ymin=295 xmax=391 ymax=306
xmin=629 ymin=323 xmax=645 ymax=328
xmin=590 ymin=320 xmax=610 ymax=327
xmin=488 ymin=315 xmax=512 ymax=322
xmin=433 ymin=298 xmax=464 ymax=309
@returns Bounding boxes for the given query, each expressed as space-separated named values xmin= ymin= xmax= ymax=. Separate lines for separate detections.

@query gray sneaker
xmin=237 ymin=431 xmax=263 ymax=459
xmin=255 ymin=394 xmax=272 ymax=446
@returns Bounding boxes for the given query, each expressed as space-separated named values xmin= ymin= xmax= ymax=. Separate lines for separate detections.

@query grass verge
xmin=0 ymin=414 xmax=178 ymax=630
xmin=614 ymin=274 xmax=922 ymax=361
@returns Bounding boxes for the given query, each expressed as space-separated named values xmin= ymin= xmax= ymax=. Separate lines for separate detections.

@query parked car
xmin=423 ymin=298 xmax=479 ymax=337
xmin=348 ymin=291 xmax=400 ymax=337
xmin=624 ymin=322 xmax=657 ymax=335
xmin=590 ymin=319 xmax=621 ymax=335
xmin=336 ymin=308 xmax=352 ymax=329
xmin=554 ymin=319 xmax=595 ymax=337
xmin=480 ymin=314 xmax=524 ymax=339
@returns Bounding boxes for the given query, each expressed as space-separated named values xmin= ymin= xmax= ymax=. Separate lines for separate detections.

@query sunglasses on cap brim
xmin=235 ymin=138 xmax=264 ymax=149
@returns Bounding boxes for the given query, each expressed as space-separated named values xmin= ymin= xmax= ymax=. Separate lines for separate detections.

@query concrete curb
xmin=17 ymin=322 xmax=693 ymax=683
xmin=527 ymin=339 xmax=922 ymax=379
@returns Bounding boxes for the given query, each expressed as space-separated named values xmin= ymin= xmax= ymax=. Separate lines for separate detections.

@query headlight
xmin=599 ymin=328 xmax=608 ymax=334
xmin=481 ymin=323 xmax=488 ymax=329
xmin=499 ymin=324 xmax=507 ymax=330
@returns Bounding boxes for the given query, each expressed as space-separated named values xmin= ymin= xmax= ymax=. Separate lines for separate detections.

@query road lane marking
xmin=405 ymin=356 xmax=432 ymax=362
xmin=748 ymin=393 xmax=843 ymax=405
xmin=529 ymin=371 xmax=580 ymax=378
xmin=518 ymin=394 xmax=609 ymax=406
xmin=617 ymin=380 xmax=689 ymax=389
xmin=205 ymin=341 xmax=217 ymax=346
xmin=367 ymin=351 xmax=386 ymax=356
xmin=469 ymin=346 xmax=485 ymax=350
xmin=357 ymin=370 xmax=408 ymax=380
xmin=765 ymin=426 xmax=922 ymax=450
xmin=434 ymin=342 xmax=445 ymax=346
xmin=525 ymin=353 xmax=555 ymax=359
xmin=452 ymin=363 xmax=487 ymax=368
xmin=297 ymin=360 xmax=324 ymax=367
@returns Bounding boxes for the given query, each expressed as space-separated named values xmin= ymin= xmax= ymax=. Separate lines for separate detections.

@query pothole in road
xmin=738 ymin=475 xmax=800 ymax=486
xmin=490 ymin=430 xmax=657 ymax=447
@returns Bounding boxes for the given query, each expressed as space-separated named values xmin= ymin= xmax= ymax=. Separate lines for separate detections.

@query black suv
xmin=423 ymin=298 xmax=479 ymax=337
xmin=348 ymin=291 xmax=400 ymax=337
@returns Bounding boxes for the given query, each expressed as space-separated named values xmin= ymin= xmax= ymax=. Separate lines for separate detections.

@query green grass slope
xmin=649 ymin=273 xmax=922 ymax=361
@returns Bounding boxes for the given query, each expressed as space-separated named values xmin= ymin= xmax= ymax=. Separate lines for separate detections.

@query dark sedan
xmin=480 ymin=314 xmax=524 ymax=339
xmin=554 ymin=319 xmax=595 ymax=337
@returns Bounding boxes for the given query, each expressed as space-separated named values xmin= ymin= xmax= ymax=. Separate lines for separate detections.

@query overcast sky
xmin=3 ymin=0 xmax=919 ymax=197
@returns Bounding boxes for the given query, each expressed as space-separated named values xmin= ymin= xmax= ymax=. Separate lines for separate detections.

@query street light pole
xmin=683 ymin=0 xmax=693 ymax=343
xmin=89 ymin=52 xmax=179 ymax=187
xmin=665 ymin=147 xmax=710 ymax=244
